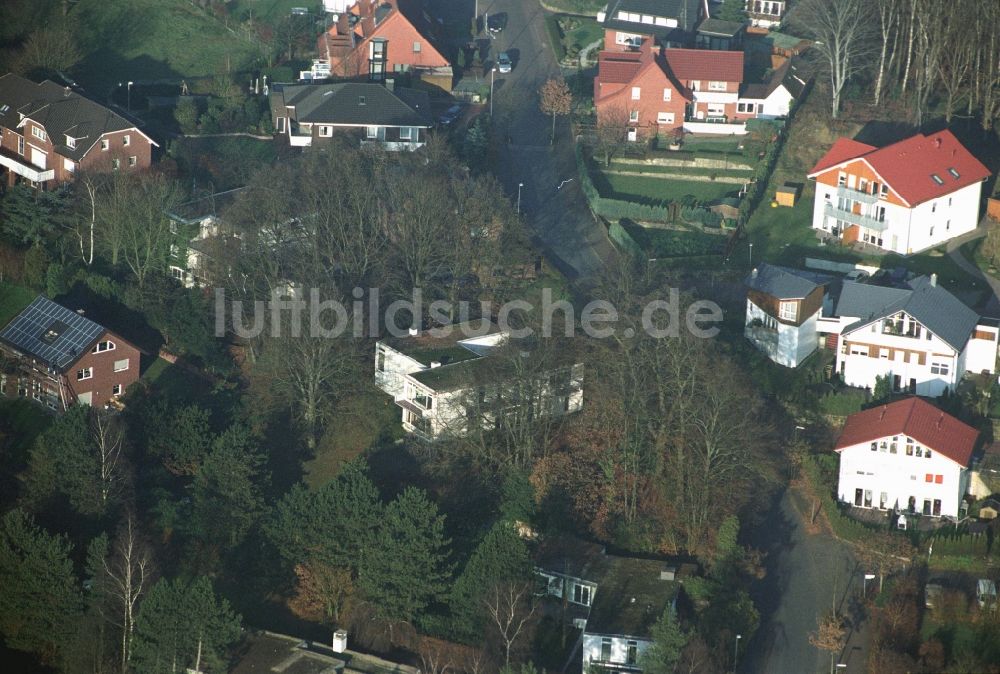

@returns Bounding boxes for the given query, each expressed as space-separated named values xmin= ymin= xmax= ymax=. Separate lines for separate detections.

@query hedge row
xmin=802 ymin=456 xmax=883 ymax=544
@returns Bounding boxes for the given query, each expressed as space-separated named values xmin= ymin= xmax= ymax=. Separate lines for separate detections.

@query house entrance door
xmin=854 ymin=488 xmax=863 ymax=506
xmin=933 ymin=499 xmax=942 ymax=516
xmin=627 ymin=128 xmax=637 ymax=142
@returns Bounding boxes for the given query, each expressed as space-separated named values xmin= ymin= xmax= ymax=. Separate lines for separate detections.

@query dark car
xmin=488 ymin=12 xmax=507 ymax=34
xmin=438 ymin=104 xmax=463 ymax=126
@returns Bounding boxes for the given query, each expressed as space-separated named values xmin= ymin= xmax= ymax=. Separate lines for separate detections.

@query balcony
xmin=0 ymin=147 xmax=55 ymax=182
xmin=824 ymin=202 xmax=888 ymax=232
xmin=836 ymin=185 xmax=879 ymax=206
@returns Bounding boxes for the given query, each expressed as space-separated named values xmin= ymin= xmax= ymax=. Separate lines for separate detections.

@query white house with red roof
xmin=807 ymin=130 xmax=991 ymax=254
xmin=835 ymin=397 xmax=978 ymax=518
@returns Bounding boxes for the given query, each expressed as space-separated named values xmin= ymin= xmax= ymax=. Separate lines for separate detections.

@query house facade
xmin=807 ymin=131 xmax=991 ymax=254
xmin=744 ymin=264 xmax=831 ymax=367
xmin=374 ymin=322 xmax=584 ymax=440
xmin=745 ymin=0 xmax=785 ymax=29
xmin=738 ymin=60 xmax=807 ymax=119
xmin=822 ymin=276 xmax=999 ymax=396
xmin=835 ymin=397 xmax=978 ymax=518
xmin=664 ymin=47 xmax=747 ymax=134
xmin=316 ymin=0 xmax=451 ymax=89
xmin=0 ymin=296 xmax=140 ymax=411
xmin=0 ymin=74 xmax=156 ymax=189
xmin=270 ymin=81 xmax=432 ymax=150
xmin=166 ymin=188 xmax=247 ymax=288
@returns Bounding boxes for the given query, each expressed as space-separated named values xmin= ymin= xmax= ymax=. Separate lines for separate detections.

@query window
xmin=92 ymin=341 xmax=116 ymax=353
xmin=930 ymin=362 xmax=950 ymax=375
xmin=128 ymin=156 xmax=136 ymax=167
xmin=626 ymin=641 xmax=638 ymax=665
xmin=707 ymin=103 xmax=725 ymax=117
xmin=916 ymin=446 xmax=923 ymax=457
xmin=948 ymin=167 xmax=960 ymax=179
xmin=837 ymin=172 xmax=847 ymax=186
xmin=925 ymin=474 xmax=933 ymax=483
xmin=113 ymin=359 xmax=129 ymax=372
xmin=17 ymin=136 xmax=24 ymax=155
xmin=101 ymin=139 xmax=110 ymax=151
xmin=32 ymin=126 xmax=46 ymax=141
xmin=572 ymin=583 xmax=592 ymax=606
xmin=112 ymin=383 xmax=122 ymax=396
xmin=601 ymin=638 xmax=612 ymax=662
xmin=880 ymin=183 xmax=889 ymax=197
xmin=358 ymin=95 xmax=366 ymax=106
xmin=276 ymin=117 xmax=286 ymax=133
xmin=366 ymin=126 xmax=378 ymax=139
xmin=778 ymin=301 xmax=796 ymax=321
xmin=932 ymin=202 xmax=936 ymax=213
xmin=64 ymin=158 xmax=75 ymax=173
xmin=629 ymin=109 xmax=639 ymax=122
xmin=926 ymin=450 xmax=932 ymax=458
xmin=111 ymin=158 xmax=120 ymax=170
xmin=656 ymin=111 xmax=674 ymax=124
xmin=77 ymin=367 xmax=93 ymax=381
xmin=870 ymin=442 xmax=877 ymax=451
xmin=399 ymin=126 xmax=412 ymax=141
xmin=690 ymin=80 xmax=700 ymax=91
xmin=413 ymin=41 xmax=421 ymax=52
xmin=935 ymin=474 xmax=943 ymax=484
xmin=931 ymin=173 xmax=944 ymax=185
xmin=123 ymin=134 xmax=130 ymax=146
xmin=663 ymin=87 xmax=672 ymax=101
xmin=318 ymin=125 xmax=332 ymax=137
xmin=66 ymin=135 xmax=75 ymax=149
xmin=631 ymin=86 xmax=641 ymax=100
xmin=708 ymin=80 xmax=727 ymax=91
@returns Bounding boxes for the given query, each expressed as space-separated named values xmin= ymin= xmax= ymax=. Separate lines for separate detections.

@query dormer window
xmin=359 ymin=95 xmax=366 ymax=105
xmin=31 ymin=126 xmax=47 ymax=141
xmin=778 ymin=301 xmax=797 ymax=321
xmin=66 ymin=135 xmax=76 ymax=149
xmin=708 ymin=81 xmax=727 ymax=91
xmin=0 ymin=104 xmax=9 ymax=114
xmin=92 ymin=340 xmax=116 ymax=353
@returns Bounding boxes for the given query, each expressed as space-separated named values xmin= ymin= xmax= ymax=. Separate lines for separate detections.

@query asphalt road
xmin=741 ymin=489 xmax=868 ymax=674
xmin=466 ymin=0 xmax=616 ymax=287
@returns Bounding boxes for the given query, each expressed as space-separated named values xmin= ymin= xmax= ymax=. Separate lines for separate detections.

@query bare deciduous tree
xmin=790 ymin=0 xmax=876 ymax=118
xmin=483 ymin=581 xmax=537 ymax=667
xmin=90 ymin=410 xmax=125 ymax=508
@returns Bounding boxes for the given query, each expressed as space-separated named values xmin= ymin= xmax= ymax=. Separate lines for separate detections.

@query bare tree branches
xmin=482 ymin=581 xmax=537 ymax=667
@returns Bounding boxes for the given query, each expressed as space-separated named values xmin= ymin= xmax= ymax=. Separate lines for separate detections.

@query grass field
xmin=542 ymin=0 xmax=605 ymax=14
xmin=0 ymin=282 xmax=36 ymax=327
xmin=72 ymin=0 xmax=260 ymax=94
xmin=556 ymin=15 xmax=603 ymax=58
xmin=595 ymin=171 xmax=740 ymax=205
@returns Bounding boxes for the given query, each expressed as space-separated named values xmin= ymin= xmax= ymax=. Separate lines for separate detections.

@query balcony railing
xmin=836 ymin=185 xmax=879 ymax=205
xmin=0 ymin=147 xmax=55 ymax=182
xmin=685 ymin=114 xmax=729 ymax=123
xmin=824 ymin=202 xmax=889 ymax=232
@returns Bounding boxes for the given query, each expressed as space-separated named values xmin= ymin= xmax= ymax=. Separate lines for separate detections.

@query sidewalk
xmin=946 ymin=218 xmax=1000 ymax=317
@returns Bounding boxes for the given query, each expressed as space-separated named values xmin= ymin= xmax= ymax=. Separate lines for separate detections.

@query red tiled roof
xmin=834 ymin=397 xmax=978 ymax=467
xmin=808 ymin=131 xmax=990 ymax=206
xmin=596 ymin=51 xmax=645 ymax=84
xmin=663 ymin=48 xmax=743 ymax=83
xmin=808 ymin=138 xmax=876 ymax=175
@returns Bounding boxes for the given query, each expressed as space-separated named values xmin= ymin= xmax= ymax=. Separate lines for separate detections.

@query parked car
xmin=978 ymin=579 xmax=997 ymax=609
xmin=488 ymin=13 xmax=507 ymax=34
xmin=438 ymin=104 xmax=463 ymax=126
xmin=845 ymin=269 xmax=870 ymax=282
xmin=497 ymin=52 xmax=512 ymax=74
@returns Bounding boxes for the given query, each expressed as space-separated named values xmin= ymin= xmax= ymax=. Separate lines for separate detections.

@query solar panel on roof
xmin=0 ymin=296 xmax=105 ymax=371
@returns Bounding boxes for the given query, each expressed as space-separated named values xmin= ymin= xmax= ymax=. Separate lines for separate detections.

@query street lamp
xmin=748 ymin=242 xmax=753 ymax=269
xmin=517 ymin=182 xmax=524 ymax=215
xmin=863 ymin=572 xmax=876 ymax=597
xmin=490 ymin=66 xmax=497 ymax=117
xmin=127 ymin=81 xmax=133 ymax=112
xmin=734 ymin=634 xmax=741 ymax=672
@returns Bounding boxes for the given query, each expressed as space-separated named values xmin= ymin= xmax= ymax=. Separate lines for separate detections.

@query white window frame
xmin=318 ymin=125 xmax=333 ymax=137
xmin=128 ymin=155 xmax=137 ymax=167
xmin=656 ymin=111 xmax=674 ymax=124
xmin=64 ymin=158 xmax=75 ymax=173
xmin=92 ymin=340 xmax=116 ymax=353
xmin=123 ymin=134 xmax=130 ymax=147
xmin=112 ymin=383 xmax=122 ymax=396
xmin=17 ymin=136 xmax=24 ymax=155
xmin=571 ymin=582 xmax=592 ymax=606
xmin=708 ymin=80 xmax=727 ymax=91
xmin=366 ymin=126 xmax=378 ymax=139
xmin=662 ymin=87 xmax=672 ymax=101
xmin=113 ymin=358 xmax=129 ymax=372
xmin=707 ymin=103 xmax=726 ymax=117
xmin=77 ymin=367 xmax=93 ymax=381
xmin=399 ymin=126 xmax=413 ymax=141
xmin=778 ymin=301 xmax=796 ymax=321
xmin=629 ymin=109 xmax=639 ymax=122
xmin=631 ymin=86 xmax=641 ymax=100
xmin=32 ymin=125 xmax=46 ymax=141
xmin=101 ymin=138 xmax=110 ymax=151
xmin=66 ymin=135 xmax=76 ymax=149
xmin=413 ymin=41 xmax=421 ymax=52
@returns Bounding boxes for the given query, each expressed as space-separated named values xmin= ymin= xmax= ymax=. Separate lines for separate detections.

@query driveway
xmin=740 ymin=489 xmax=868 ymax=674
xmin=443 ymin=0 xmax=616 ymax=287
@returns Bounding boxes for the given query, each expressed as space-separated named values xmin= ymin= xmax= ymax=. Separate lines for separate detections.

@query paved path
xmin=578 ymin=38 xmax=602 ymax=68
xmin=740 ymin=489 xmax=868 ymax=674
xmin=946 ymin=218 xmax=1000 ymax=317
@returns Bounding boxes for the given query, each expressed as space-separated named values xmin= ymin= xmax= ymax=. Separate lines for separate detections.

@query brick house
xmin=0 ymin=296 xmax=141 ymax=411
xmin=317 ymin=0 xmax=451 ymax=90
xmin=807 ymin=130 xmax=991 ymax=253
xmin=0 ymin=73 xmax=157 ymax=189
xmin=594 ymin=44 xmax=746 ymax=139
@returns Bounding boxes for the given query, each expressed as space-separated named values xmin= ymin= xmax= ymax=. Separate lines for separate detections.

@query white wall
xmin=837 ymin=321 xmax=959 ymax=395
xmin=375 ymin=344 xmax=424 ymax=399
xmin=745 ymin=299 xmax=818 ymax=367
xmin=964 ymin=325 xmax=999 ymax=374
xmin=582 ymin=633 xmax=650 ymax=671
xmin=838 ymin=437 xmax=966 ymax=517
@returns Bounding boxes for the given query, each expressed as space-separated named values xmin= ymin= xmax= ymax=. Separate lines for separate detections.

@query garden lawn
xmin=0 ymin=282 xmax=35 ymax=327
xmin=557 ymin=16 xmax=604 ymax=57
xmin=597 ymin=172 xmax=739 ymax=205
xmin=542 ymin=0 xmax=605 ymax=14
xmin=72 ymin=0 xmax=259 ymax=94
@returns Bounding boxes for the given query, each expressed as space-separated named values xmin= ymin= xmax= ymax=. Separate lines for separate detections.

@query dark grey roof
xmin=836 ymin=277 xmax=981 ymax=352
xmin=0 ymin=73 xmax=145 ymax=161
xmin=584 ymin=557 xmax=678 ymax=638
xmin=272 ymin=82 xmax=433 ymax=128
xmin=0 ymin=296 xmax=105 ymax=372
xmin=740 ymin=60 xmax=808 ymax=100
xmin=602 ymin=0 xmax=703 ymax=38
xmin=745 ymin=263 xmax=831 ymax=299
xmin=168 ymin=187 xmax=249 ymax=225
xmin=697 ymin=18 xmax=744 ymax=37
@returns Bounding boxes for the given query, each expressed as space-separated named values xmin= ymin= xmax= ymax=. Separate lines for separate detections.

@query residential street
xmin=462 ymin=0 xmax=616 ymax=286
xmin=741 ymin=489 xmax=869 ymax=674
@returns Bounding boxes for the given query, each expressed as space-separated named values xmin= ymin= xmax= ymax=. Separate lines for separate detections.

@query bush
xmin=680 ymin=207 xmax=722 ymax=228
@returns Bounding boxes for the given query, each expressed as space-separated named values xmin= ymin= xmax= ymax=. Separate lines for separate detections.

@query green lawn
xmin=556 ymin=15 xmax=603 ymax=58
xmin=596 ymin=172 xmax=740 ymax=205
xmin=0 ymin=282 xmax=36 ymax=327
xmin=229 ymin=0 xmax=311 ymax=24
xmin=608 ymin=163 xmax=753 ymax=179
xmin=72 ymin=0 xmax=260 ymax=94
xmin=542 ymin=0 xmax=604 ymax=14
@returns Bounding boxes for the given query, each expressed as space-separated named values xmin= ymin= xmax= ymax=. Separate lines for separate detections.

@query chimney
xmin=937 ymin=413 xmax=944 ymax=429
xmin=385 ymin=77 xmax=394 ymax=92
xmin=934 ymin=136 xmax=942 ymax=148
xmin=930 ymin=273 xmax=937 ymax=287
xmin=751 ymin=267 xmax=758 ymax=279
xmin=880 ymin=405 xmax=887 ymax=421
xmin=332 ymin=629 xmax=348 ymax=654
xmin=430 ymin=360 xmax=441 ymax=368
xmin=408 ymin=326 xmax=418 ymax=337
